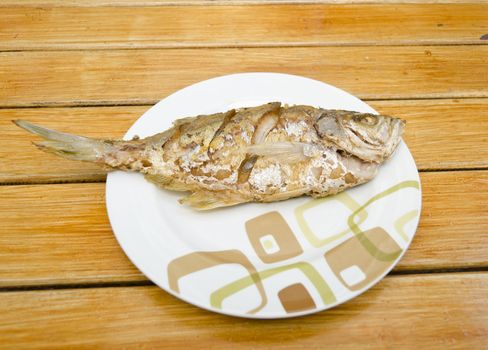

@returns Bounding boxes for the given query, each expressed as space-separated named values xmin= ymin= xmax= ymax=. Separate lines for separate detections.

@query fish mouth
xmin=384 ymin=117 xmax=405 ymax=157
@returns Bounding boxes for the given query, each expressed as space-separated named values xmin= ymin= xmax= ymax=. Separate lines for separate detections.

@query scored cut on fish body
xmin=14 ymin=102 xmax=405 ymax=210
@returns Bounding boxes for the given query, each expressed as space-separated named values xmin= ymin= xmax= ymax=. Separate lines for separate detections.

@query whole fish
xmin=15 ymin=102 xmax=405 ymax=210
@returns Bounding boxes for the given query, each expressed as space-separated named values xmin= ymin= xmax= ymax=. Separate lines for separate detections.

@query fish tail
xmin=13 ymin=120 xmax=112 ymax=163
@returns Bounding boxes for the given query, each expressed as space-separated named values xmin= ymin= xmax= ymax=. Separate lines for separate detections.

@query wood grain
xmin=2 ymin=99 xmax=487 ymax=184
xmin=372 ymin=99 xmax=488 ymax=170
xmin=0 ymin=170 xmax=487 ymax=287
xmin=2 ymin=4 xmax=487 ymax=50
xmin=0 ymin=183 xmax=145 ymax=286
xmin=1 ymin=46 xmax=488 ymax=107
xmin=0 ymin=106 xmax=142 ymax=184
xmin=0 ymin=273 xmax=486 ymax=349
xmin=401 ymin=171 xmax=488 ymax=271
xmin=1 ymin=1 xmax=486 ymax=347
xmin=1 ymin=0 xmax=483 ymax=6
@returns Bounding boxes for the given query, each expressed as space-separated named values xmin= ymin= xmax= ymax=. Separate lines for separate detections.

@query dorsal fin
xmin=179 ymin=190 xmax=250 ymax=210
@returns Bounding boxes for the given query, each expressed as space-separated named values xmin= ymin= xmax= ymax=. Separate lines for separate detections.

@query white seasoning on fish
xmin=249 ymin=164 xmax=283 ymax=193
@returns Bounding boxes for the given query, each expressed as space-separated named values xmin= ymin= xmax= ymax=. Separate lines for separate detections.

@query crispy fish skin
xmin=14 ymin=102 xmax=405 ymax=210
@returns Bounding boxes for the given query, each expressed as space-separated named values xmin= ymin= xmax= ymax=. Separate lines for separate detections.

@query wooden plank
xmin=0 ymin=183 xmax=146 ymax=286
xmin=1 ymin=4 xmax=487 ymax=50
xmin=0 ymin=170 xmax=487 ymax=287
xmin=0 ymin=273 xmax=486 ymax=349
xmin=1 ymin=1 xmax=483 ymax=6
xmin=1 ymin=99 xmax=487 ymax=184
xmin=372 ymin=98 xmax=488 ymax=170
xmin=1 ymin=46 xmax=488 ymax=107
xmin=0 ymin=106 xmax=144 ymax=184
xmin=400 ymin=171 xmax=488 ymax=271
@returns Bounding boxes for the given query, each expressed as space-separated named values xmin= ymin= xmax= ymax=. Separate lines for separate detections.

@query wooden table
xmin=1 ymin=1 xmax=487 ymax=348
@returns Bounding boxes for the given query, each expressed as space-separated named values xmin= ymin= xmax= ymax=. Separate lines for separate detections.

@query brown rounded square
xmin=245 ymin=211 xmax=303 ymax=264
xmin=278 ymin=283 xmax=316 ymax=313
xmin=324 ymin=227 xmax=401 ymax=291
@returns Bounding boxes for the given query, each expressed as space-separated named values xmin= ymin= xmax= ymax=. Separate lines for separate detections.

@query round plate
xmin=106 ymin=73 xmax=421 ymax=319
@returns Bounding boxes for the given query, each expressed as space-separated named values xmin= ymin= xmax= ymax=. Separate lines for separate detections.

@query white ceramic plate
xmin=106 ymin=73 xmax=421 ymax=319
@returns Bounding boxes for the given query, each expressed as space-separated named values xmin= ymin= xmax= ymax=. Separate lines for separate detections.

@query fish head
xmin=316 ymin=110 xmax=405 ymax=163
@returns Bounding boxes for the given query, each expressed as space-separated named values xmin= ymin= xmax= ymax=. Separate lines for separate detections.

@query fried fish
xmin=15 ymin=102 xmax=405 ymax=210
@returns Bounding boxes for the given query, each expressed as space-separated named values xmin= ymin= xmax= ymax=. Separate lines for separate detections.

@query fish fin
xmin=246 ymin=142 xmax=310 ymax=163
xmin=144 ymin=173 xmax=190 ymax=192
xmin=179 ymin=190 xmax=248 ymax=210
xmin=14 ymin=120 xmax=111 ymax=163
xmin=172 ymin=116 xmax=197 ymax=127
xmin=261 ymin=188 xmax=309 ymax=202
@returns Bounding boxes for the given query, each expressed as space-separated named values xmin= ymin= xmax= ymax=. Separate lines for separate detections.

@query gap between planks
xmin=2 ymin=167 xmax=488 ymax=187
xmin=1 ymin=1 xmax=484 ymax=7
xmin=1 ymin=42 xmax=487 ymax=53
xmin=1 ymin=268 xmax=487 ymax=293
xmin=1 ymin=96 xmax=488 ymax=110
xmin=2 ymin=95 xmax=488 ymax=110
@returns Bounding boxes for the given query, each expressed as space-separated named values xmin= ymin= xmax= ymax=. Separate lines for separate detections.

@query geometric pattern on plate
xmin=167 ymin=180 xmax=420 ymax=315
